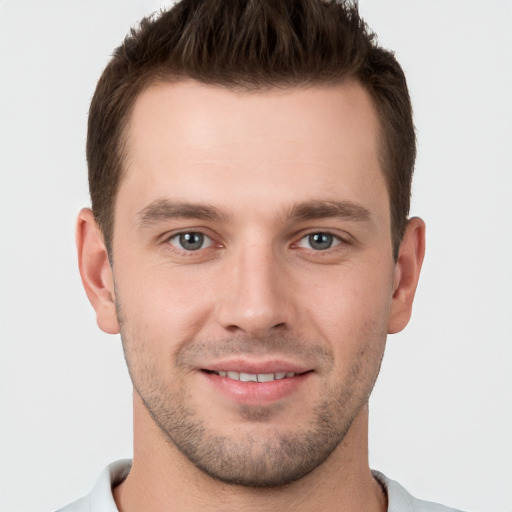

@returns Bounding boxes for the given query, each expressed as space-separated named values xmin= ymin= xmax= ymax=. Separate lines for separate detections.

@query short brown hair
xmin=87 ymin=0 xmax=415 ymax=258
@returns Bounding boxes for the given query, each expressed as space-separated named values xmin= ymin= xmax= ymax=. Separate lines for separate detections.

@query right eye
xmin=167 ymin=232 xmax=213 ymax=251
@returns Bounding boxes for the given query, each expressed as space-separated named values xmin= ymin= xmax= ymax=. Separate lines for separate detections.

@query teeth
xmin=239 ymin=372 xmax=258 ymax=382
xmin=257 ymin=373 xmax=275 ymax=382
xmin=214 ymin=371 xmax=297 ymax=382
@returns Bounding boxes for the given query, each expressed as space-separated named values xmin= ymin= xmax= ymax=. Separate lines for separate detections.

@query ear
xmin=76 ymin=208 xmax=120 ymax=334
xmin=388 ymin=217 xmax=426 ymax=334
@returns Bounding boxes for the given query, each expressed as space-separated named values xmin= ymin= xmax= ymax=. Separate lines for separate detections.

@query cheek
xmin=114 ymin=259 xmax=218 ymax=351
xmin=299 ymin=263 xmax=393 ymax=353
xmin=115 ymin=265 xmax=217 ymax=396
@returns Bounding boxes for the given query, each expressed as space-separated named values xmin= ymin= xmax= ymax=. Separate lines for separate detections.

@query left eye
xmin=168 ymin=232 xmax=213 ymax=251
xmin=297 ymin=232 xmax=341 ymax=251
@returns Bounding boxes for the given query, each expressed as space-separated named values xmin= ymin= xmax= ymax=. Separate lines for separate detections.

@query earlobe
xmin=76 ymin=208 xmax=120 ymax=334
xmin=388 ymin=217 xmax=426 ymax=334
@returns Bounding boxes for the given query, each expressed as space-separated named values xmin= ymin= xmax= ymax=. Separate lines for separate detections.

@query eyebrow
xmin=137 ymin=199 xmax=230 ymax=226
xmin=136 ymin=198 xmax=371 ymax=227
xmin=289 ymin=200 xmax=371 ymax=223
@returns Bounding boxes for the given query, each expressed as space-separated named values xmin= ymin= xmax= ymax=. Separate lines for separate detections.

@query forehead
xmin=119 ymin=80 xmax=388 ymax=225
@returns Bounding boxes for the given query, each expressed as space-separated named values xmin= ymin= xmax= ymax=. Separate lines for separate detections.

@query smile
xmin=201 ymin=367 xmax=312 ymax=404
xmin=210 ymin=370 xmax=298 ymax=382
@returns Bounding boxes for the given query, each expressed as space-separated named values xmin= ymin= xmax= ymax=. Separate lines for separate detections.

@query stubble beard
xmin=120 ymin=328 xmax=386 ymax=488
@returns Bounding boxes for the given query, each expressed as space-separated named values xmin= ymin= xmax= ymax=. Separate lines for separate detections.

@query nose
xmin=216 ymin=243 xmax=295 ymax=338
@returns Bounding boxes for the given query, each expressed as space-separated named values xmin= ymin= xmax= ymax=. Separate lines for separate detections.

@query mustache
xmin=175 ymin=334 xmax=335 ymax=369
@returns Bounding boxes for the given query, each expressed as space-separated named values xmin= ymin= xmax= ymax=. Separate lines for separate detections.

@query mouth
xmin=198 ymin=358 xmax=314 ymax=404
xmin=202 ymin=369 xmax=307 ymax=382
xmin=200 ymin=365 xmax=313 ymax=405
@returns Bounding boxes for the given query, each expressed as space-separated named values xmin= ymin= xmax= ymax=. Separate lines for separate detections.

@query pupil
xmin=309 ymin=233 xmax=332 ymax=250
xmin=180 ymin=232 xmax=203 ymax=250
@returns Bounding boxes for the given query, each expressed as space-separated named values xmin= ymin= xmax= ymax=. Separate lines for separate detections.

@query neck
xmin=114 ymin=393 xmax=387 ymax=512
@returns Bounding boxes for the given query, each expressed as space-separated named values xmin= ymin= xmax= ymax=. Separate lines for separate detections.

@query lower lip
xmin=201 ymin=371 xmax=311 ymax=405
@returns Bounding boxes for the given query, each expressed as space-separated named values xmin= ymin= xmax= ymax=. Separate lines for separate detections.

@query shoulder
xmin=55 ymin=459 xmax=132 ymax=512
xmin=372 ymin=470 xmax=467 ymax=512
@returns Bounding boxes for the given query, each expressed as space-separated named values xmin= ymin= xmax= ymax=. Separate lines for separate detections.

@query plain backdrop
xmin=1 ymin=1 xmax=511 ymax=511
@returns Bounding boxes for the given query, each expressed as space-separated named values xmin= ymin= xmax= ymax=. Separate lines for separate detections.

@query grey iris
xmin=180 ymin=232 xmax=204 ymax=250
xmin=309 ymin=233 xmax=334 ymax=250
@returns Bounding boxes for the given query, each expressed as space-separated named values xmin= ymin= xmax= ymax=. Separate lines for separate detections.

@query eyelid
xmin=168 ymin=232 xmax=213 ymax=250
xmin=159 ymin=227 xmax=351 ymax=254
xmin=162 ymin=228 xmax=223 ymax=254
xmin=296 ymin=231 xmax=343 ymax=249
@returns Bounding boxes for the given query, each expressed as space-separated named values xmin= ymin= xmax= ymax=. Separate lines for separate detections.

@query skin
xmin=77 ymin=80 xmax=425 ymax=512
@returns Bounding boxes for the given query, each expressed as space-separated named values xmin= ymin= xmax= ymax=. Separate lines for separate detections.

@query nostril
xmin=225 ymin=324 xmax=243 ymax=333
xmin=217 ymin=298 xmax=292 ymax=337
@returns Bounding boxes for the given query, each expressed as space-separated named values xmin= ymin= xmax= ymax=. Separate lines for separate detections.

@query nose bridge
xmin=217 ymin=238 xmax=293 ymax=337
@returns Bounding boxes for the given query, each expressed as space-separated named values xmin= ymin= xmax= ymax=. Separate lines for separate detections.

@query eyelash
xmin=164 ymin=230 xmax=348 ymax=254
xmin=166 ymin=231 xmax=216 ymax=253
xmin=294 ymin=231 xmax=344 ymax=251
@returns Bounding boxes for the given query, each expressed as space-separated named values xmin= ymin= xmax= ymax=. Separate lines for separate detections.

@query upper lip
xmin=200 ymin=359 xmax=312 ymax=375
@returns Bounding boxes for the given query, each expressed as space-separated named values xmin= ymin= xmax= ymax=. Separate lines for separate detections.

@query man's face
xmin=109 ymin=80 xmax=398 ymax=486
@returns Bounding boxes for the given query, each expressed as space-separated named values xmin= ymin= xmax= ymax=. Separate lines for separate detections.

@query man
xmin=59 ymin=0 xmax=462 ymax=510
